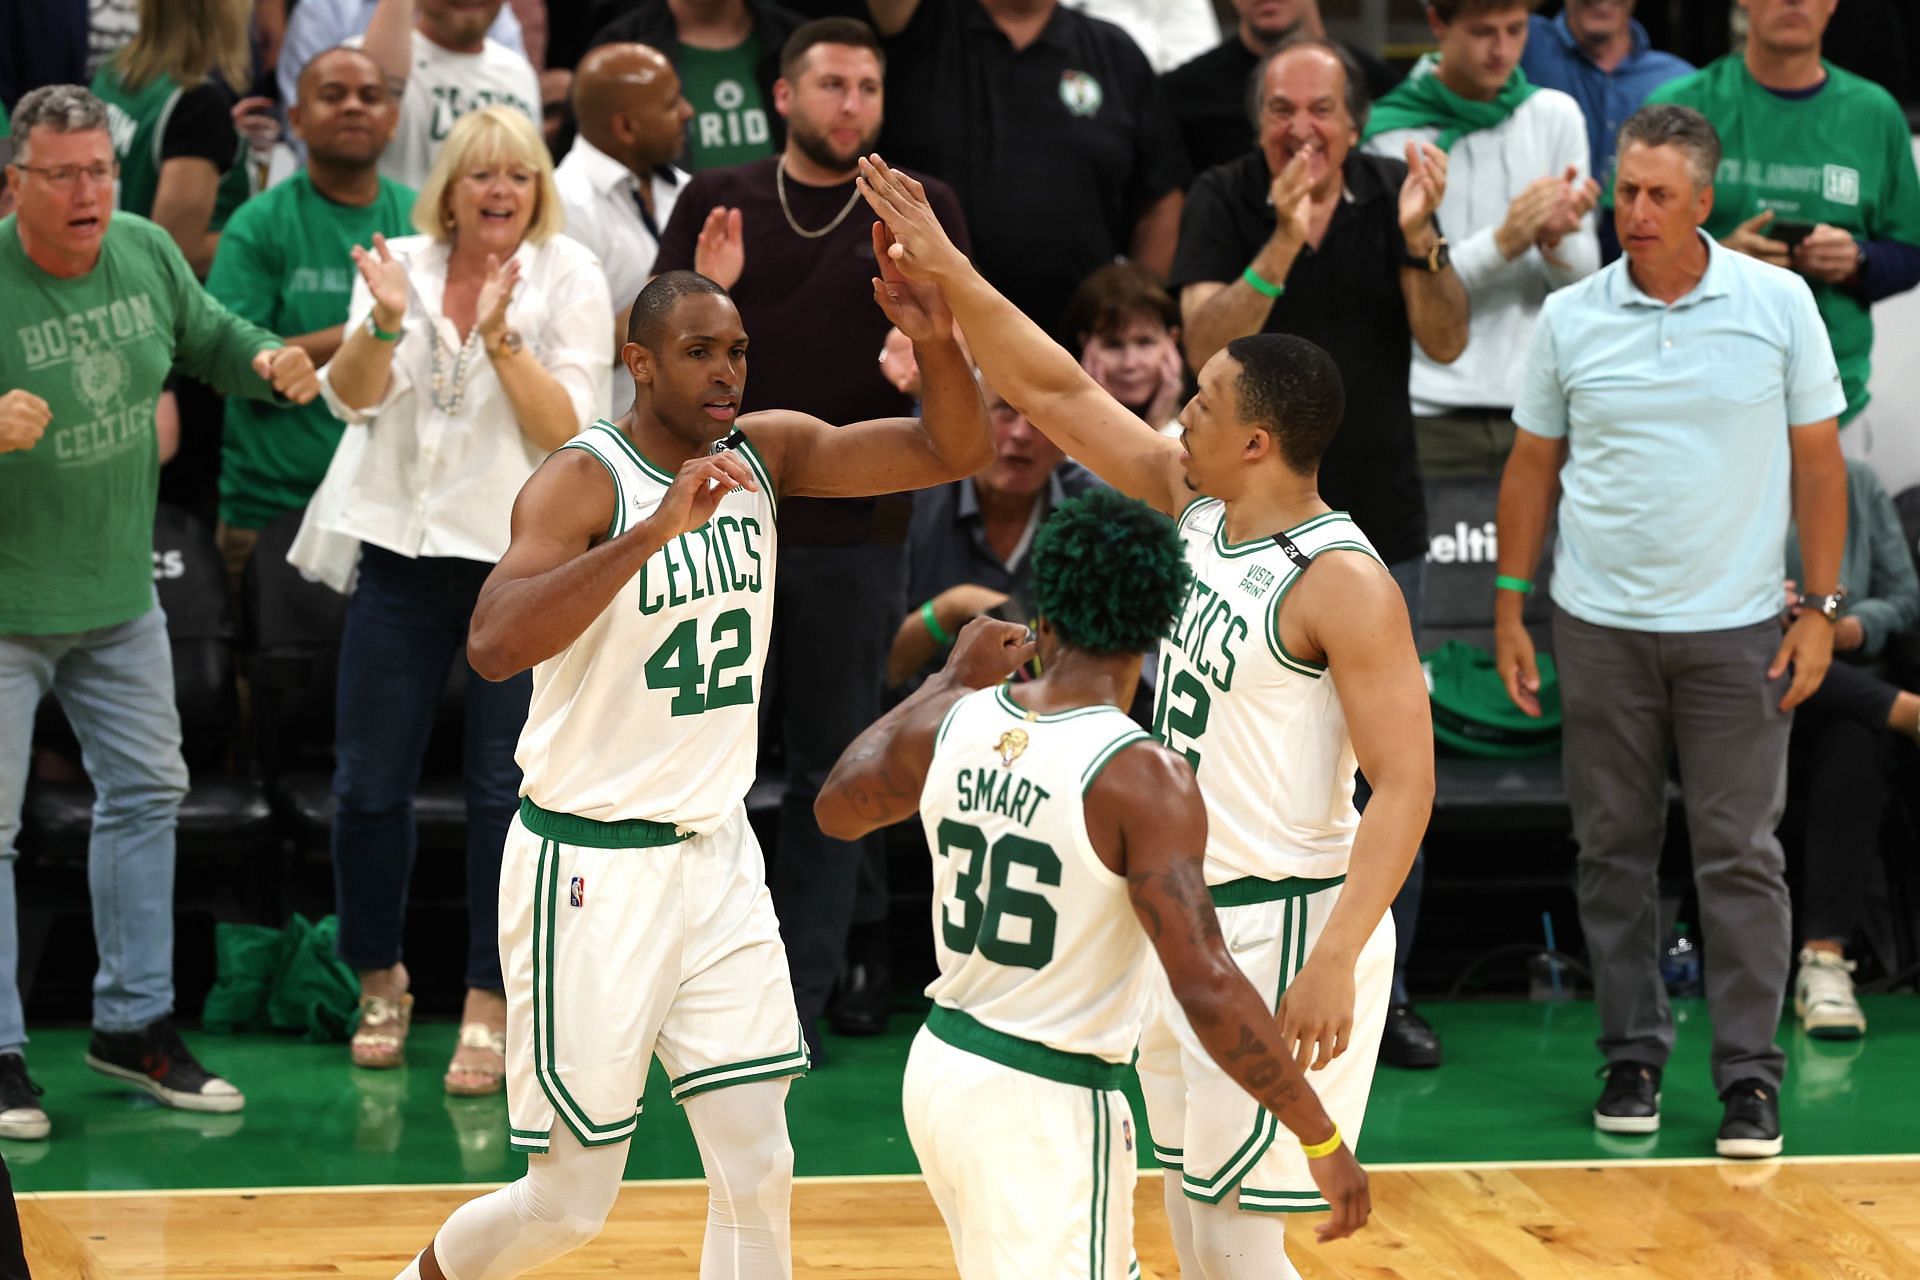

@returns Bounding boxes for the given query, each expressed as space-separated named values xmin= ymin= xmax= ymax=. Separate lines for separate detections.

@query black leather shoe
xmin=1378 ymin=1004 xmax=1441 ymax=1069
xmin=1716 ymin=1078 xmax=1782 ymax=1159
xmin=829 ymin=962 xmax=893 ymax=1037
xmin=1592 ymin=1061 xmax=1661 ymax=1134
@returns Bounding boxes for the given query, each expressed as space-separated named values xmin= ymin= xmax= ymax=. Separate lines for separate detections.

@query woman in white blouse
xmin=314 ymin=106 xmax=612 ymax=1095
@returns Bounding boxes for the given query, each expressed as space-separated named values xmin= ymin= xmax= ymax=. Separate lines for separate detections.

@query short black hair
xmin=1224 ymin=334 xmax=1344 ymax=473
xmin=628 ymin=270 xmax=731 ymax=350
xmin=779 ymin=17 xmax=884 ymax=80
xmin=1029 ymin=489 xmax=1192 ymax=657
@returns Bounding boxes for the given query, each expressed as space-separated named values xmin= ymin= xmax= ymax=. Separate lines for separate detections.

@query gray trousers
xmin=1554 ymin=608 xmax=1792 ymax=1091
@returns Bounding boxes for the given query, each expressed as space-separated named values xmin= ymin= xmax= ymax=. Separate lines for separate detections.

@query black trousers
xmin=0 ymin=1154 xmax=28 ymax=1279
xmin=764 ymin=543 xmax=908 ymax=1023
xmin=1790 ymin=660 xmax=1900 ymax=944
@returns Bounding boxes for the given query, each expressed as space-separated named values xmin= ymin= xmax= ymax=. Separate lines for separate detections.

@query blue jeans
xmin=0 ymin=601 xmax=190 ymax=1051
xmin=330 ymin=547 xmax=529 ymax=992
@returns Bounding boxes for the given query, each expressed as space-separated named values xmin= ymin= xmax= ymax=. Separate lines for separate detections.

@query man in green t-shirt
xmin=207 ymin=47 xmax=416 ymax=583
xmin=1648 ymin=0 xmax=1920 ymax=428
xmin=0 ymin=85 xmax=318 ymax=1142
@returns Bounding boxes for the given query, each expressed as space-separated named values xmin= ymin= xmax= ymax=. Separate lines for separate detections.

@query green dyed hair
xmin=1029 ymin=488 xmax=1192 ymax=657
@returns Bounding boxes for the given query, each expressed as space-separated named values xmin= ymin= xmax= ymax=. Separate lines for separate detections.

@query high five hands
xmin=856 ymin=155 xmax=968 ymax=286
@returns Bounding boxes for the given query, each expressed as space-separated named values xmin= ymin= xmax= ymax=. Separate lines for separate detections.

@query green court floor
xmin=5 ymin=996 xmax=1913 ymax=1193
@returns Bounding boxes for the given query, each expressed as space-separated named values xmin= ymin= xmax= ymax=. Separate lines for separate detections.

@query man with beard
xmin=1164 ymin=0 xmax=1402 ymax=176
xmin=206 ymin=45 xmax=415 ymax=583
xmin=654 ymin=17 xmax=969 ymax=1059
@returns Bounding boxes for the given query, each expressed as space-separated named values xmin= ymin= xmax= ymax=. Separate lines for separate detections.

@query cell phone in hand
xmin=1770 ymin=219 xmax=1816 ymax=249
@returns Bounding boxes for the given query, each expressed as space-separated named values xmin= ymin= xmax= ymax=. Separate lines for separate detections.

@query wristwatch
xmin=1796 ymin=588 xmax=1846 ymax=622
xmin=487 ymin=328 xmax=524 ymax=360
xmin=1403 ymin=235 xmax=1450 ymax=274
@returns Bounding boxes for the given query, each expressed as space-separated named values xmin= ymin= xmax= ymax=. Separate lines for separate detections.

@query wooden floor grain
xmin=27 ymin=1160 xmax=1920 ymax=1279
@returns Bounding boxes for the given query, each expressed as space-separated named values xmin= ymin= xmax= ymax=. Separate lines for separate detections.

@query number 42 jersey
xmin=919 ymin=685 xmax=1157 ymax=1065
xmin=1154 ymin=500 xmax=1382 ymax=885
xmin=515 ymin=421 xmax=778 ymax=832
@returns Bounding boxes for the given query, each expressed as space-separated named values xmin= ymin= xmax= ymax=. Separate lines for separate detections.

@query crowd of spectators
xmin=2 ymin=0 xmax=1919 ymax=1152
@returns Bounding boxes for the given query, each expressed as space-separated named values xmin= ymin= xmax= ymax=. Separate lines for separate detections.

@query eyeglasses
xmin=12 ymin=162 xmax=119 ymax=189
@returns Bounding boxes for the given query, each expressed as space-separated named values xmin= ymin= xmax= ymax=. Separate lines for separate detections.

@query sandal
xmin=350 ymin=992 xmax=414 ymax=1069
xmin=444 ymin=1021 xmax=507 ymax=1097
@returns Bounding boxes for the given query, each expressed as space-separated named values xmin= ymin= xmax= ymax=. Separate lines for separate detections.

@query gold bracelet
xmin=1300 ymin=1125 xmax=1342 ymax=1160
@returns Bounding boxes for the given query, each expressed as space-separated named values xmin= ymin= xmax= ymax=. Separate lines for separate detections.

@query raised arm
xmin=866 ymin=0 xmax=922 ymax=39
xmin=816 ymin=618 xmax=1038 ymax=837
xmin=1280 ymin=554 xmax=1433 ymax=1071
xmin=467 ymin=446 xmax=760 ymax=680
xmin=739 ymin=224 xmax=991 ymax=499
xmin=1181 ymin=153 xmax=1313 ymax=372
xmin=859 ymin=155 xmax=1189 ymax=516
xmin=1093 ymin=746 xmax=1370 ymax=1243
xmin=361 ymin=0 xmax=416 ymax=95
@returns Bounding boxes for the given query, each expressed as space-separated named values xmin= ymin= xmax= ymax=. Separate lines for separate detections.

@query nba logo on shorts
xmin=569 ymin=876 xmax=585 ymax=908
xmin=1122 ymin=1118 xmax=1133 ymax=1153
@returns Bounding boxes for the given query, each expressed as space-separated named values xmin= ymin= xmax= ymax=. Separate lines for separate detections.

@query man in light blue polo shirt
xmin=1492 ymin=104 xmax=1847 ymax=1162
xmin=1520 ymin=0 xmax=1691 ymax=260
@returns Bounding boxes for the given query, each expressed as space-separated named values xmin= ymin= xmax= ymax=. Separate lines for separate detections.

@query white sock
xmin=423 ymin=1127 xmax=629 ymax=1280
xmin=684 ymin=1079 xmax=796 ymax=1280
xmin=1189 ymin=1196 xmax=1300 ymax=1280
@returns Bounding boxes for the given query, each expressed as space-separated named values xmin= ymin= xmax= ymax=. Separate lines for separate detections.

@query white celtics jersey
xmin=1154 ymin=501 xmax=1380 ymax=883
xmin=919 ymin=686 xmax=1158 ymax=1065
xmin=515 ymin=421 xmax=777 ymax=831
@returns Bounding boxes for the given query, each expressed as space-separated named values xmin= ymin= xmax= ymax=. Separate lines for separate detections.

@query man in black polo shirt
xmin=654 ymin=17 xmax=970 ymax=1057
xmin=1171 ymin=35 xmax=1467 ymax=1070
xmin=868 ymin=0 xmax=1189 ymax=337
xmin=1165 ymin=0 xmax=1401 ymax=177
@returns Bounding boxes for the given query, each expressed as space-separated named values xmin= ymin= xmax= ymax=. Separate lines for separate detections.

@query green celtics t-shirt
xmin=0 ymin=213 xmax=281 ymax=635
xmin=91 ymin=67 xmax=252 ymax=232
xmin=677 ymin=38 xmax=772 ymax=172
xmin=206 ymin=172 xmax=415 ymax=529
xmin=1649 ymin=58 xmax=1920 ymax=424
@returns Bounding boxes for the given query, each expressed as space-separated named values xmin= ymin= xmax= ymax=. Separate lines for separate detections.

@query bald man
xmin=555 ymin=42 xmax=695 ymax=415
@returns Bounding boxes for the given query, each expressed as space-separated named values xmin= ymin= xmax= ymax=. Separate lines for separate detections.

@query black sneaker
xmin=85 ymin=1017 xmax=245 ymax=1113
xmin=0 ymin=1054 xmax=49 ymax=1141
xmin=1716 ymin=1078 xmax=1783 ymax=1159
xmin=1593 ymin=1061 xmax=1661 ymax=1134
xmin=1379 ymin=1004 xmax=1442 ymax=1069
xmin=828 ymin=961 xmax=893 ymax=1037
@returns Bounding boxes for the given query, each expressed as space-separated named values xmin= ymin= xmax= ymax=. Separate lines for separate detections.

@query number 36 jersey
xmin=919 ymin=686 xmax=1157 ymax=1065
xmin=516 ymin=421 xmax=778 ymax=833
xmin=1154 ymin=500 xmax=1381 ymax=885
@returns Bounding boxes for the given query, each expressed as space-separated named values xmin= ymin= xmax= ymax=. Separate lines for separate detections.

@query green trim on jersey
xmin=589 ymin=419 xmax=676 ymax=486
xmin=992 ymin=685 xmax=1123 ymax=725
xmin=933 ymin=697 xmax=968 ymax=751
xmin=734 ymin=436 xmax=779 ymax=523
xmin=531 ymin=840 xmax=645 ymax=1147
xmin=1080 ymin=728 xmax=1152 ymax=795
xmin=1212 ymin=507 xmax=1352 ymax=560
xmin=1176 ymin=494 xmax=1213 ymax=531
xmin=924 ymin=1004 xmax=1128 ymax=1089
xmin=1265 ymin=563 xmax=1326 ymax=677
xmin=519 ymin=796 xmax=690 ymax=849
xmin=1152 ymin=1139 xmax=1183 ymax=1170
xmin=1237 ymin=1188 xmax=1332 ymax=1213
xmin=561 ymin=439 xmax=626 ymax=541
xmin=1181 ymin=894 xmax=1313 ymax=1204
xmin=1208 ymin=873 xmax=1345 ymax=908
xmin=665 ymin=1028 xmax=810 ymax=1103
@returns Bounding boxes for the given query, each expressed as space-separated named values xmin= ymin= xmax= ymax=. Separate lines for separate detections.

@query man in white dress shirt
xmin=555 ymin=43 xmax=693 ymax=417
xmin=359 ymin=0 xmax=543 ymax=191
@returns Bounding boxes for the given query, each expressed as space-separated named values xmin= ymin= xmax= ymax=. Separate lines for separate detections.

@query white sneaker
xmin=1794 ymin=948 xmax=1866 ymax=1040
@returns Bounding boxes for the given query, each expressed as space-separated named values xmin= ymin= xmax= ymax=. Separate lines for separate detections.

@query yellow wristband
xmin=1300 ymin=1125 xmax=1342 ymax=1160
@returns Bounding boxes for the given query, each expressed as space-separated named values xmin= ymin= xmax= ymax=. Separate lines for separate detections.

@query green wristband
xmin=921 ymin=599 xmax=953 ymax=645
xmin=1494 ymin=575 xmax=1534 ymax=595
xmin=1241 ymin=265 xmax=1285 ymax=299
xmin=368 ymin=313 xmax=401 ymax=342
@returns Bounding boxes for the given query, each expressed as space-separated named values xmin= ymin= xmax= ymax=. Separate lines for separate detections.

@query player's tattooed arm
xmin=818 ymin=618 xmax=1037 ymax=839
xmin=1095 ymin=745 xmax=1336 ymax=1147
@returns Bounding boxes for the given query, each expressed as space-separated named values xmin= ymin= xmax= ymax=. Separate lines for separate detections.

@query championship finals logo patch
xmin=996 ymin=729 xmax=1029 ymax=767
xmin=569 ymin=876 xmax=585 ymax=908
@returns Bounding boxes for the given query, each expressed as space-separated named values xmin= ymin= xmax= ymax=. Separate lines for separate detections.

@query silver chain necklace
xmin=775 ymin=159 xmax=862 ymax=240
xmin=429 ymin=324 xmax=483 ymax=416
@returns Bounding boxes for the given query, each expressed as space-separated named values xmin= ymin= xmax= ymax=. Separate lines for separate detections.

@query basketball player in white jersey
xmin=389 ymin=260 xmax=990 ymax=1280
xmin=815 ymin=489 xmax=1370 ymax=1278
xmin=858 ymin=157 xmax=1432 ymax=1278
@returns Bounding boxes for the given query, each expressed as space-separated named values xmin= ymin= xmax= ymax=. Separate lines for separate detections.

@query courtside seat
xmin=1419 ymin=477 xmax=1568 ymax=830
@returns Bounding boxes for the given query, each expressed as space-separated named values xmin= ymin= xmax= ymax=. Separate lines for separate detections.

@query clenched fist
xmin=0 ymin=390 xmax=51 ymax=453
xmin=252 ymin=346 xmax=321 ymax=405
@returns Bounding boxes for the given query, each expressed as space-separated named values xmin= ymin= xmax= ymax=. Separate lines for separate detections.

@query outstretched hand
xmin=475 ymin=253 xmax=522 ymax=346
xmin=695 ymin=205 xmax=745 ymax=289
xmin=856 ymin=154 xmax=968 ymax=284
xmin=1398 ymin=140 xmax=1448 ymax=245
xmin=351 ymin=232 xmax=410 ymax=326
xmin=871 ymin=223 xmax=954 ymax=343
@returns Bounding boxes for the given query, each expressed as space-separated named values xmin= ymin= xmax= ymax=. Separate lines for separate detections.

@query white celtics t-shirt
xmin=356 ymin=31 xmax=542 ymax=191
